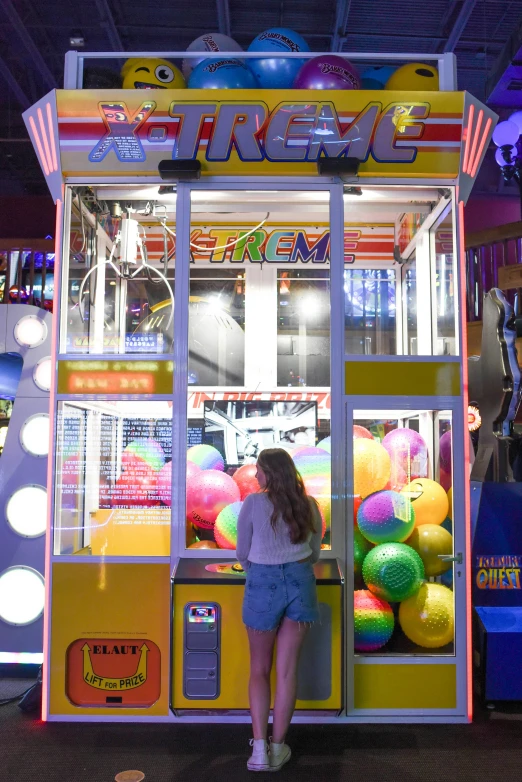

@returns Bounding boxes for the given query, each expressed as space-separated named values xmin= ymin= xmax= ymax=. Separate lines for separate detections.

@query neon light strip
xmin=461 ymin=104 xmax=474 ymax=175
xmin=469 ymin=117 xmax=493 ymax=179
xmin=466 ymin=109 xmax=483 ymax=176
xmin=42 ymin=193 xmax=63 ymax=723
xmin=28 ymin=115 xmax=50 ymax=176
xmin=46 ymin=101 xmax=58 ymax=173
xmin=37 ymin=107 xmax=53 ymax=176
xmin=458 ymin=196 xmax=473 ymax=722
xmin=0 ymin=652 xmax=43 ymax=664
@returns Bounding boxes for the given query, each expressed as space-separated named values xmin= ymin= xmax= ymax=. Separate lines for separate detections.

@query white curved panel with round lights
xmin=14 ymin=315 xmax=47 ymax=348
xmin=0 ymin=567 xmax=45 ymax=625
xmin=33 ymin=357 xmax=52 ymax=391
xmin=6 ymin=485 xmax=47 ymax=538
xmin=20 ymin=414 xmax=50 ymax=457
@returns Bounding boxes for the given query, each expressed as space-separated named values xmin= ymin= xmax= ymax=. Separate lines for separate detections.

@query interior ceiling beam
xmin=0 ymin=55 xmax=31 ymax=109
xmin=331 ymin=0 xmax=352 ymax=52
xmin=1 ymin=0 xmax=56 ymax=90
xmin=443 ymin=0 xmax=478 ymax=53
xmin=94 ymin=0 xmax=123 ymax=51
xmin=216 ymin=0 xmax=231 ymax=38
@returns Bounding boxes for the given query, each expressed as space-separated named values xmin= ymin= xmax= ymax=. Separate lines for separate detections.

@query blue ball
xmin=361 ymin=65 xmax=396 ymax=89
xmin=188 ymin=58 xmax=258 ymax=89
xmin=247 ymin=27 xmax=310 ymax=89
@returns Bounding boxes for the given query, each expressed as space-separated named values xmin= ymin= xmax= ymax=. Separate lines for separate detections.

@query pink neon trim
xmin=46 ymin=102 xmax=58 ymax=173
xmin=466 ymin=109 xmax=483 ymax=176
xmin=28 ymin=115 xmax=50 ymax=177
xmin=461 ymin=104 xmax=474 ymax=175
xmin=458 ymin=197 xmax=473 ymax=722
xmin=37 ymin=107 xmax=53 ymax=176
xmin=469 ymin=118 xmax=493 ymax=179
xmin=41 ymin=193 xmax=63 ymax=722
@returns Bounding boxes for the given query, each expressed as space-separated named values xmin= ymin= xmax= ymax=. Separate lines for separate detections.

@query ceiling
xmin=1 ymin=0 xmax=521 ymax=197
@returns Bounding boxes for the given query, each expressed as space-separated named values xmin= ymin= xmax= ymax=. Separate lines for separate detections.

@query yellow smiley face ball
xmin=401 ymin=478 xmax=449 ymax=527
xmin=385 ymin=62 xmax=439 ymax=91
xmin=122 ymin=58 xmax=186 ymax=89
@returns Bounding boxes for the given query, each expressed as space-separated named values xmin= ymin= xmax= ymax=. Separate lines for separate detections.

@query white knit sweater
xmin=236 ymin=492 xmax=322 ymax=571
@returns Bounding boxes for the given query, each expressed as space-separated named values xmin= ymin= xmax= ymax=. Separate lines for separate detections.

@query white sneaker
xmin=269 ymin=742 xmax=291 ymax=771
xmin=247 ymin=738 xmax=270 ymax=772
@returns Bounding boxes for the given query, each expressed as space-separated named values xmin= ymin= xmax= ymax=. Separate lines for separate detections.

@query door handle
xmin=438 ymin=552 xmax=463 ymax=564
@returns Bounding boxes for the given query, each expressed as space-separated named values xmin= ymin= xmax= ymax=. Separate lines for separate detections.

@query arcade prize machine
xmin=22 ymin=44 xmax=496 ymax=722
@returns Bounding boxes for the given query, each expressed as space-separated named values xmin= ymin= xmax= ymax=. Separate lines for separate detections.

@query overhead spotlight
xmin=317 ymin=157 xmax=360 ymax=181
xmin=158 ymin=159 xmax=202 ymax=181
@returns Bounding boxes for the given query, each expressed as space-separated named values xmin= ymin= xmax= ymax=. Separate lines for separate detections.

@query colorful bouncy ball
xmin=186 ymin=470 xmax=240 ymax=529
xmin=232 ymin=463 xmax=260 ymax=500
xmin=188 ymin=58 xmax=258 ymax=89
xmin=357 ymin=490 xmax=415 ymax=544
xmin=214 ymin=501 xmax=242 ymax=549
xmin=121 ymin=58 xmax=186 ymax=89
xmin=353 ymin=439 xmax=391 ymax=499
xmin=303 ymin=474 xmax=329 ymax=537
xmin=122 ymin=438 xmax=165 ymax=473
xmin=293 ymin=55 xmax=360 ymax=90
xmin=385 ymin=62 xmax=439 ymax=91
xmin=354 ymin=590 xmax=394 ymax=651
xmin=360 ymin=65 xmax=396 ymax=89
xmin=317 ymin=436 xmax=331 ymax=453
xmin=401 ymin=478 xmax=449 ymax=527
xmin=187 ymin=443 xmax=224 ymax=471
xmin=362 ymin=542 xmax=425 ymax=602
xmin=447 ymin=487 xmax=453 ymax=521
xmin=399 ymin=583 xmax=454 ymax=648
xmin=439 ymin=430 xmax=452 ymax=472
xmin=182 ymin=33 xmax=243 ymax=79
xmin=157 ymin=460 xmax=201 ymax=506
xmin=382 ymin=428 xmax=428 ymax=489
xmin=354 ymin=425 xmax=373 ymax=440
xmin=406 ymin=523 xmax=453 ymax=577
xmin=247 ymin=28 xmax=310 ymax=89
xmin=293 ymin=446 xmax=330 ymax=479
xmin=188 ymin=540 xmax=218 ymax=550
xmin=354 ymin=527 xmax=373 ymax=578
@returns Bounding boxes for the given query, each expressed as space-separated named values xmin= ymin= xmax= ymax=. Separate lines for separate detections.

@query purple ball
xmin=293 ymin=55 xmax=360 ymax=90
xmin=439 ymin=430 xmax=452 ymax=471
xmin=382 ymin=428 xmax=428 ymax=479
xmin=357 ymin=490 xmax=415 ymax=544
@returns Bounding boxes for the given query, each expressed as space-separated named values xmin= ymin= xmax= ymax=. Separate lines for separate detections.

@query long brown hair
xmin=256 ymin=448 xmax=317 ymax=544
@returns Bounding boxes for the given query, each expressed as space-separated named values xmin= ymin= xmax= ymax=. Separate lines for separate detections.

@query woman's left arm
xmin=236 ymin=495 xmax=254 ymax=571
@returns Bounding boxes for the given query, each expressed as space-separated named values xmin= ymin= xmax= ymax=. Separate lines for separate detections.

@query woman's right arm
xmin=236 ymin=495 xmax=254 ymax=571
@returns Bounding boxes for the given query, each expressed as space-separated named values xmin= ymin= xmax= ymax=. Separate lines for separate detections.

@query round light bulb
xmin=495 ymin=146 xmax=517 ymax=167
xmin=6 ymin=486 xmax=47 ymax=537
xmin=0 ymin=567 xmax=45 ymax=625
xmin=13 ymin=315 xmax=47 ymax=348
xmin=492 ymin=120 xmax=520 ymax=148
xmin=20 ymin=414 xmax=50 ymax=456
xmin=509 ymin=111 xmax=522 ymax=135
xmin=33 ymin=357 xmax=52 ymax=391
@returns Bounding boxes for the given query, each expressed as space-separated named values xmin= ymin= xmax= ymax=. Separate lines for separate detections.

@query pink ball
xmin=354 ymin=425 xmax=373 ymax=440
xmin=111 ymin=464 xmax=159 ymax=508
xmin=439 ymin=430 xmax=452 ymax=472
xmin=232 ymin=463 xmax=260 ymax=500
xmin=186 ymin=470 xmax=240 ymax=530
xmin=293 ymin=55 xmax=360 ymax=90
xmin=157 ymin=460 xmax=201 ymax=506
xmin=382 ymin=428 xmax=428 ymax=488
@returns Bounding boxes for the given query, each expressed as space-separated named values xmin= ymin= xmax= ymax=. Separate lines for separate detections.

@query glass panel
xmin=352 ymin=410 xmax=455 ymax=656
xmin=277 ymin=270 xmax=330 ymax=387
xmin=403 ymin=255 xmax=418 ymax=355
xmin=54 ymin=400 xmax=172 ymax=556
xmin=186 ymin=191 xmax=331 ymax=553
xmin=62 ymin=193 xmax=175 ymax=355
xmin=344 ymin=269 xmax=396 ymax=354
xmin=432 ymin=208 xmax=457 ymax=356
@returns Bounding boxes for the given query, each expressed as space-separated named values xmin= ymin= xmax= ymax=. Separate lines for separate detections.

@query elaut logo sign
xmin=66 ymin=638 xmax=161 ymax=707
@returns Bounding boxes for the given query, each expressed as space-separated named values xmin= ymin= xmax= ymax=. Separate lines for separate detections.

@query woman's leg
xmin=272 ymin=617 xmax=309 ymax=744
xmin=246 ymin=626 xmax=277 ymax=740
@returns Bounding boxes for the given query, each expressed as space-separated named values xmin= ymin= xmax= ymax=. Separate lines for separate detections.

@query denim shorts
xmin=242 ymin=560 xmax=319 ymax=632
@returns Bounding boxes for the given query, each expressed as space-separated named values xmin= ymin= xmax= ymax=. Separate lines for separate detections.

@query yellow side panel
xmin=172 ymin=583 xmax=342 ymax=711
xmin=89 ymin=509 xmax=170 ymax=557
xmin=353 ymin=663 xmax=457 ymax=710
xmin=345 ymin=361 xmax=461 ymax=397
xmin=50 ymin=562 xmax=171 ymax=716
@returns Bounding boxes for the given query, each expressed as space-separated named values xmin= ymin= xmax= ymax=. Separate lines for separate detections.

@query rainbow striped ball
xmin=187 ymin=443 xmax=224 ymax=471
xmin=123 ymin=438 xmax=165 ymax=472
xmin=292 ymin=446 xmax=330 ymax=479
xmin=357 ymin=490 xmax=415 ymax=544
xmin=354 ymin=589 xmax=394 ymax=651
xmin=214 ymin=501 xmax=242 ymax=549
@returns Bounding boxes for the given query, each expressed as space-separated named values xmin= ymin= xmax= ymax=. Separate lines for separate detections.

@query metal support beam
xmin=216 ymin=0 xmax=231 ymax=38
xmin=94 ymin=0 xmax=124 ymax=52
xmin=331 ymin=0 xmax=352 ymax=52
xmin=443 ymin=0 xmax=478 ymax=53
xmin=1 ymin=0 xmax=56 ymax=90
xmin=0 ymin=55 xmax=30 ymax=109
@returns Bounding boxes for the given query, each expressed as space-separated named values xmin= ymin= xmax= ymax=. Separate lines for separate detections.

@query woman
xmin=236 ymin=448 xmax=323 ymax=772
